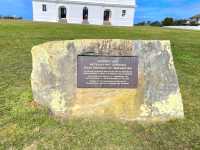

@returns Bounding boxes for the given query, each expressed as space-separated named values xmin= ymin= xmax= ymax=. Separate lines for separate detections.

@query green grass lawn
xmin=0 ymin=20 xmax=200 ymax=150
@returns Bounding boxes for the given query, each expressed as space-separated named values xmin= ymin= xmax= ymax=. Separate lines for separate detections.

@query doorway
xmin=104 ymin=9 xmax=111 ymax=21
xmin=82 ymin=7 xmax=89 ymax=24
xmin=59 ymin=7 xmax=66 ymax=19
xmin=83 ymin=7 xmax=88 ymax=20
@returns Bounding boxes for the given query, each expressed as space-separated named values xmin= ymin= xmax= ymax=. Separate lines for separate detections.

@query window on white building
xmin=122 ymin=10 xmax=126 ymax=17
xmin=42 ymin=4 xmax=47 ymax=12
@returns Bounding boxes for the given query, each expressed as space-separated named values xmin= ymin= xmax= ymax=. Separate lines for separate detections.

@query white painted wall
xmin=109 ymin=7 xmax=135 ymax=26
xmin=32 ymin=0 xmax=135 ymax=26
xmin=197 ymin=18 xmax=200 ymax=24
xmin=33 ymin=1 xmax=57 ymax=22
xmin=191 ymin=18 xmax=200 ymax=24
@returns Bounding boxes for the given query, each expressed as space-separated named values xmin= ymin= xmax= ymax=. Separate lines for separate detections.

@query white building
xmin=32 ymin=0 xmax=136 ymax=26
xmin=191 ymin=14 xmax=200 ymax=24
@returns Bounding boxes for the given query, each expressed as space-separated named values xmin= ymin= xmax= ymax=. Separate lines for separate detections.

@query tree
xmin=162 ymin=17 xmax=174 ymax=26
xmin=0 ymin=15 xmax=23 ymax=20
xmin=135 ymin=21 xmax=146 ymax=26
xmin=147 ymin=21 xmax=151 ymax=25
xmin=150 ymin=21 xmax=161 ymax=26
xmin=173 ymin=19 xmax=187 ymax=26
xmin=190 ymin=21 xmax=199 ymax=26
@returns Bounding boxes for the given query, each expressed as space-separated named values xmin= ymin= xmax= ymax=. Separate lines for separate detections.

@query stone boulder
xmin=31 ymin=40 xmax=184 ymax=121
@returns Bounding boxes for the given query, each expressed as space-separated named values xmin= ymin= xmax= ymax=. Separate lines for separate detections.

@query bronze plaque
xmin=77 ymin=56 xmax=138 ymax=88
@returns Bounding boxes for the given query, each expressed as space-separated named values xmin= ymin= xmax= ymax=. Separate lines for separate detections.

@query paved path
xmin=163 ymin=26 xmax=200 ymax=31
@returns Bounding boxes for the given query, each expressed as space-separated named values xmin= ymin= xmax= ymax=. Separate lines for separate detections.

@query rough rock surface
xmin=31 ymin=40 xmax=184 ymax=121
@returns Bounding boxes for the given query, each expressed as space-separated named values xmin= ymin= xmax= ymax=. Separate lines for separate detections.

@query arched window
xmin=83 ymin=7 xmax=88 ymax=20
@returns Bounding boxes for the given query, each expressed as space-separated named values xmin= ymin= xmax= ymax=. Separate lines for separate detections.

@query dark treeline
xmin=135 ymin=17 xmax=199 ymax=26
xmin=0 ymin=15 xmax=23 ymax=20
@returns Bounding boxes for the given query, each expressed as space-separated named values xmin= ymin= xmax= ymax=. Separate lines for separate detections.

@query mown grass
xmin=0 ymin=20 xmax=200 ymax=149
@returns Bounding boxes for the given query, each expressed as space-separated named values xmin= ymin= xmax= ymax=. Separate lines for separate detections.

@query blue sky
xmin=136 ymin=0 xmax=200 ymax=22
xmin=0 ymin=0 xmax=200 ymax=23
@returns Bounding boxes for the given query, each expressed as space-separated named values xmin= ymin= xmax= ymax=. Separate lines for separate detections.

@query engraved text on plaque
xmin=77 ymin=56 xmax=138 ymax=88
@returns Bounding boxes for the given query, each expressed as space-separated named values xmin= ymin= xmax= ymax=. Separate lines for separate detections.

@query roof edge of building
xmin=32 ymin=0 xmax=136 ymax=8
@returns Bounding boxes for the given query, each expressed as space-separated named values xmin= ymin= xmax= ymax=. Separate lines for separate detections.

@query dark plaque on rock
xmin=77 ymin=56 xmax=138 ymax=88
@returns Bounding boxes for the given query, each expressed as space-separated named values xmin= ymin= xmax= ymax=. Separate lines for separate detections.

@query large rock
xmin=31 ymin=40 xmax=184 ymax=121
